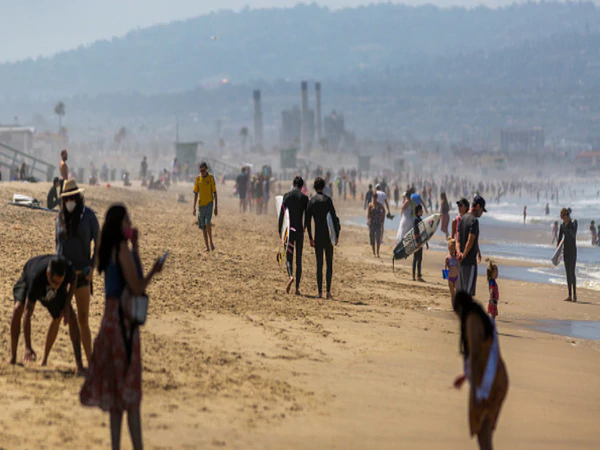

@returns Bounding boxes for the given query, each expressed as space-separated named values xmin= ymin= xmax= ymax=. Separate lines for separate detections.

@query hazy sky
xmin=2 ymin=0 xmax=532 ymax=62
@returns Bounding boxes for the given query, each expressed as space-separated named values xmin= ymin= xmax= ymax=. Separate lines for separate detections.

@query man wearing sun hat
xmin=456 ymin=194 xmax=487 ymax=296
xmin=56 ymin=179 xmax=100 ymax=365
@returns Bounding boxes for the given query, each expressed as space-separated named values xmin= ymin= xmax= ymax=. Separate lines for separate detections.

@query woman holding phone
xmin=81 ymin=204 xmax=165 ymax=450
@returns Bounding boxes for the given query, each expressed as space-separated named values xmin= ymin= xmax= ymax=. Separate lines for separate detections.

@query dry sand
xmin=0 ymin=180 xmax=598 ymax=450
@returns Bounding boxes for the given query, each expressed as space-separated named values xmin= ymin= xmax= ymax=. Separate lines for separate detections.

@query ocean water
xmin=533 ymin=320 xmax=600 ymax=341
xmin=351 ymin=181 xmax=600 ymax=290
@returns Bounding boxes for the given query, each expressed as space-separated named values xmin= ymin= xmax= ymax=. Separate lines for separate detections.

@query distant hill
xmin=2 ymin=2 xmax=600 ymax=98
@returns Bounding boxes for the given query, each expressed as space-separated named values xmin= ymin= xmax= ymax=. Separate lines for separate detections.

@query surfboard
xmin=393 ymin=213 xmax=441 ymax=260
xmin=275 ymin=195 xmax=291 ymax=265
xmin=327 ymin=211 xmax=337 ymax=246
xmin=8 ymin=194 xmax=55 ymax=212
xmin=551 ymin=238 xmax=564 ymax=266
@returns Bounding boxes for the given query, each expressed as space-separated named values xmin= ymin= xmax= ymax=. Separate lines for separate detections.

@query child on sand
xmin=444 ymin=238 xmax=459 ymax=305
xmin=487 ymin=260 xmax=499 ymax=319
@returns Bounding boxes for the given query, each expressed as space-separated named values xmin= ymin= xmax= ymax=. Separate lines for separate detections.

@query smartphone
xmin=159 ymin=251 xmax=170 ymax=265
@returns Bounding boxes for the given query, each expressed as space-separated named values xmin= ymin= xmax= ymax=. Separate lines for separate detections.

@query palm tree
xmin=54 ymin=101 xmax=66 ymax=132
xmin=239 ymin=126 xmax=249 ymax=153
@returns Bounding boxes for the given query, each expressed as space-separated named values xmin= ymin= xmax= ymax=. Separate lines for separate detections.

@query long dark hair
xmin=97 ymin=204 xmax=127 ymax=274
xmin=60 ymin=193 xmax=84 ymax=237
xmin=454 ymin=291 xmax=494 ymax=358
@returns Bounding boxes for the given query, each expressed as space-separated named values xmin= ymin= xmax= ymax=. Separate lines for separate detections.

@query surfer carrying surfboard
xmin=278 ymin=176 xmax=309 ymax=295
xmin=306 ymin=177 xmax=341 ymax=299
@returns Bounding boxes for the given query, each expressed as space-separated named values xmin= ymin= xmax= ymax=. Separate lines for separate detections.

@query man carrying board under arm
xmin=306 ymin=177 xmax=341 ymax=299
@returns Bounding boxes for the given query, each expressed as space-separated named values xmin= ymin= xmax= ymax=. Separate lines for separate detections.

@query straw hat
xmin=61 ymin=179 xmax=84 ymax=197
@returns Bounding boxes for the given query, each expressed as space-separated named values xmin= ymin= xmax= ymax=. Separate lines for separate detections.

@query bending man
xmin=9 ymin=255 xmax=84 ymax=373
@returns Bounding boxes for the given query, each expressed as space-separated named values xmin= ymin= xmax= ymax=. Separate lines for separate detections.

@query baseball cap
xmin=456 ymin=198 xmax=469 ymax=208
xmin=473 ymin=195 xmax=488 ymax=212
xmin=375 ymin=183 xmax=381 ymax=190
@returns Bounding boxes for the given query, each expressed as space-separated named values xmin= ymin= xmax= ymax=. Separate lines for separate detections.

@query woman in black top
xmin=56 ymin=180 xmax=100 ymax=364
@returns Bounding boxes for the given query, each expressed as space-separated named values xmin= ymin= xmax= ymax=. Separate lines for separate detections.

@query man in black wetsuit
xmin=306 ymin=177 xmax=341 ymax=299
xmin=558 ymin=207 xmax=578 ymax=302
xmin=278 ymin=176 xmax=309 ymax=295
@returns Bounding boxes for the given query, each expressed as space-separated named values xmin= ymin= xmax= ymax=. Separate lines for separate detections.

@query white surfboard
xmin=393 ymin=213 xmax=441 ymax=260
xmin=275 ymin=195 xmax=291 ymax=264
xmin=551 ymin=238 xmax=564 ymax=267
xmin=327 ymin=211 xmax=337 ymax=246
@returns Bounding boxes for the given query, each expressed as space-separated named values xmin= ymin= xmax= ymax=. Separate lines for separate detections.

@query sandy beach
xmin=0 ymin=181 xmax=599 ymax=450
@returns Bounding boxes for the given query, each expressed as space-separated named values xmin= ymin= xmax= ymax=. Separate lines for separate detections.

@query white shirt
xmin=376 ymin=190 xmax=387 ymax=208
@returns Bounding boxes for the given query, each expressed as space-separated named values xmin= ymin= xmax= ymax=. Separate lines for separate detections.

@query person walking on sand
xmin=363 ymin=184 xmax=374 ymax=210
xmin=457 ymin=195 xmax=487 ymax=296
xmin=56 ymin=180 xmax=99 ymax=366
xmin=279 ymin=176 xmax=309 ymax=295
xmin=558 ymin=208 xmax=578 ymax=302
xmin=307 ymin=177 xmax=341 ymax=299
xmin=193 ymin=161 xmax=218 ymax=252
xmin=440 ymin=192 xmax=450 ymax=238
xmin=453 ymin=291 xmax=508 ymax=450
xmin=80 ymin=204 xmax=165 ymax=450
xmin=59 ymin=149 xmax=69 ymax=194
xmin=235 ymin=166 xmax=249 ymax=213
xmin=367 ymin=192 xmax=385 ymax=258
xmin=551 ymin=220 xmax=559 ymax=245
xmin=9 ymin=255 xmax=85 ymax=374
xmin=396 ymin=191 xmax=413 ymax=243
xmin=412 ymin=204 xmax=429 ymax=282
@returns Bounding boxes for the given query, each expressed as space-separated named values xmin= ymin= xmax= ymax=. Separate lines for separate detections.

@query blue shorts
xmin=198 ymin=202 xmax=213 ymax=230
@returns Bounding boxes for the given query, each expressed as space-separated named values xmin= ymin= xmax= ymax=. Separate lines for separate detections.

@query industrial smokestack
xmin=253 ymin=90 xmax=263 ymax=151
xmin=314 ymin=82 xmax=322 ymax=145
xmin=300 ymin=81 xmax=308 ymax=152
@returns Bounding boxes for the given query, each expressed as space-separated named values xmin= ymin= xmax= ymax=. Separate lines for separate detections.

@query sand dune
xmin=0 ymin=181 xmax=598 ymax=449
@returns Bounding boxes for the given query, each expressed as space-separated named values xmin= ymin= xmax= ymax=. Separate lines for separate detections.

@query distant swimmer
xmin=590 ymin=221 xmax=597 ymax=247
xmin=306 ymin=177 xmax=341 ymax=299
xmin=453 ymin=292 xmax=509 ymax=450
xmin=558 ymin=208 xmax=578 ymax=302
xmin=193 ymin=161 xmax=218 ymax=252
xmin=545 ymin=203 xmax=550 ymax=216
xmin=523 ymin=206 xmax=527 ymax=224
xmin=279 ymin=176 xmax=309 ymax=294
xmin=9 ymin=255 xmax=84 ymax=374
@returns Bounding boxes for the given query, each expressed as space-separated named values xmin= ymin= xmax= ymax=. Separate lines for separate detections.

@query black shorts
xmin=75 ymin=273 xmax=90 ymax=289
xmin=13 ymin=275 xmax=67 ymax=320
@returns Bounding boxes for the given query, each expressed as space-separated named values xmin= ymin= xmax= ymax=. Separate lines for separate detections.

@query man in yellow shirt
xmin=193 ymin=161 xmax=218 ymax=252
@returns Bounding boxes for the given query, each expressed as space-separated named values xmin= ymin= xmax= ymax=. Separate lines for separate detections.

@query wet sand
xmin=0 ymin=181 xmax=599 ymax=449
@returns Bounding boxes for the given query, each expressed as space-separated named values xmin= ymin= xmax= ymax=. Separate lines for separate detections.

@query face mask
xmin=65 ymin=200 xmax=76 ymax=213
xmin=124 ymin=227 xmax=133 ymax=241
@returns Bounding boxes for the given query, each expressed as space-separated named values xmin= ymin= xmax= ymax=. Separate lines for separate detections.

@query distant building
xmin=323 ymin=110 xmax=355 ymax=152
xmin=499 ymin=128 xmax=544 ymax=153
xmin=281 ymin=107 xmax=314 ymax=149
xmin=575 ymin=151 xmax=600 ymax=173
xmin=0 ymin=125 xmax=35 ymax=152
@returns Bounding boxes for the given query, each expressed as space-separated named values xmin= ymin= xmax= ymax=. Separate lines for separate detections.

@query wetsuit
xmin=558 ymin=219 xmax=578 ymax=300
xmin=278 ymin=188 xmax=308 ymax=290
xmin=306 ymin=192 xmax=341 ymax=295
xmin=413 ymin=216 xmax=424 ymax=279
